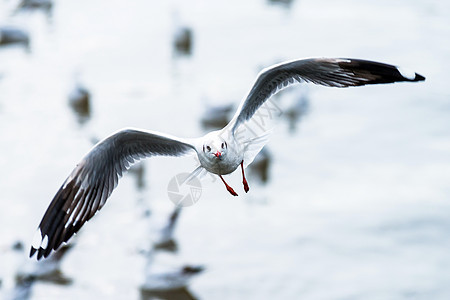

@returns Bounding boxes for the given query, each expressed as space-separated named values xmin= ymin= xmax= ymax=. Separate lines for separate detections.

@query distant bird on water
xmin=0 ymin=27 xmax=30 ymax=48
xmin=30 ymin=57 xmax=425 ymax=259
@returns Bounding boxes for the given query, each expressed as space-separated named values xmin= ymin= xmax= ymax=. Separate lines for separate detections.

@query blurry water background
xmin=0 ymin=0 xmax=449 ymax=299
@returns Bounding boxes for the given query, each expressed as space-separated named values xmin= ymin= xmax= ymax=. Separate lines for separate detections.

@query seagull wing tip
xmin=29 ymin=246 xmax=37 ymax=258
xmin=414 ymin=73 xmax=425 ymax=82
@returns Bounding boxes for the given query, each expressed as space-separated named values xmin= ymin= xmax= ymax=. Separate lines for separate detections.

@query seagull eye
xmin=221 ymin=142 xmax=227 ymax=149
xmin=205 ymin=145 xmax=211 ymax=152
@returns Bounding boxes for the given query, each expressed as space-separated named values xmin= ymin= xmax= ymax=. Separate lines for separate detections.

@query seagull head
xmin=202 ymin=137 xmax=228 ymax=161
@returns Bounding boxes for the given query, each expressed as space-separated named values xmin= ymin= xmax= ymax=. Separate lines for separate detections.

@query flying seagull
xmin=30 ymin=57 xmax=425 ymax=259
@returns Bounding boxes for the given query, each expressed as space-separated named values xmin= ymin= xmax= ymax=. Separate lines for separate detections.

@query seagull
xmin=30 ymin=57 xmax=425 ymax=259
xmin=141 ymin=265 xmax=204 ymax=291
xmin=154 ymin=207 xmax=182 ymax=252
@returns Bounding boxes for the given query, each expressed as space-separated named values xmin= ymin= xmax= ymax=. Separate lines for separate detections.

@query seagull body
xmin=141 ymin=265 xmax=204 ymax=291
xmin=31 ymin=57 xmax=425 ymax=259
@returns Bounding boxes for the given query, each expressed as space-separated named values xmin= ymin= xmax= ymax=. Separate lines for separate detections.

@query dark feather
xmin=230 ymin=58 xmax=425 ymax=133
xmin=31 ymin=128 xmax=195 ymax=259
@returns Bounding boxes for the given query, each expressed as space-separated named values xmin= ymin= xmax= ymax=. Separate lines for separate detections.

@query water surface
xmin=1 ymin=0 xmax=449 ymax=299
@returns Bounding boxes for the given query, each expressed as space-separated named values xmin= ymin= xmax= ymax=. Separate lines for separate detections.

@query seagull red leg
xmin=241 ymin=161 xmax=249 ymax=193
xmin=219 ymin=175 xmax=238 ymax=196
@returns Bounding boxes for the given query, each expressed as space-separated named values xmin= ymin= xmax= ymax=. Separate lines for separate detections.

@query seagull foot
xmin=219 ymin=175 xmax=238 ymax=196
xmin=227 ymin=186 xmax=238 ymax=196
xmin=243 ymin=179 xmax=249 ymax=193
xmin=240 ymin=161 xmax=249 ymax=193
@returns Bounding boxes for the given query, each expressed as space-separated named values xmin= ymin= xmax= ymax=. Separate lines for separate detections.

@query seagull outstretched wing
xmin=228 ymin=58 xmax=425 ymax=133
xmin=31 ymin=128 xmax=196 ymax=259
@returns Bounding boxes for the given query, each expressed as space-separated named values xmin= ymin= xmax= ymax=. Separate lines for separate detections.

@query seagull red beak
xmin=215 ymin=151 xmax=222 ymax=159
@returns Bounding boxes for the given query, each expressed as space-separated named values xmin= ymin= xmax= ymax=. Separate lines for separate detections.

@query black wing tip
xmin=30 ymin=245 xmax=72 ymax=261
xmin=399 ymin=71 xmax=425 ymax=82
xmin=413 ymin=72 xmax=425 ymax=82
xmin=29 ymin=246 xmax=45 ymax=260
xmin=29 ymin=246 xmax=37 ymax=258
xmin=30 ymin=245 xmax=57 ymax=260
xmin=337 ymin=58 xmax=426 ymax=84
